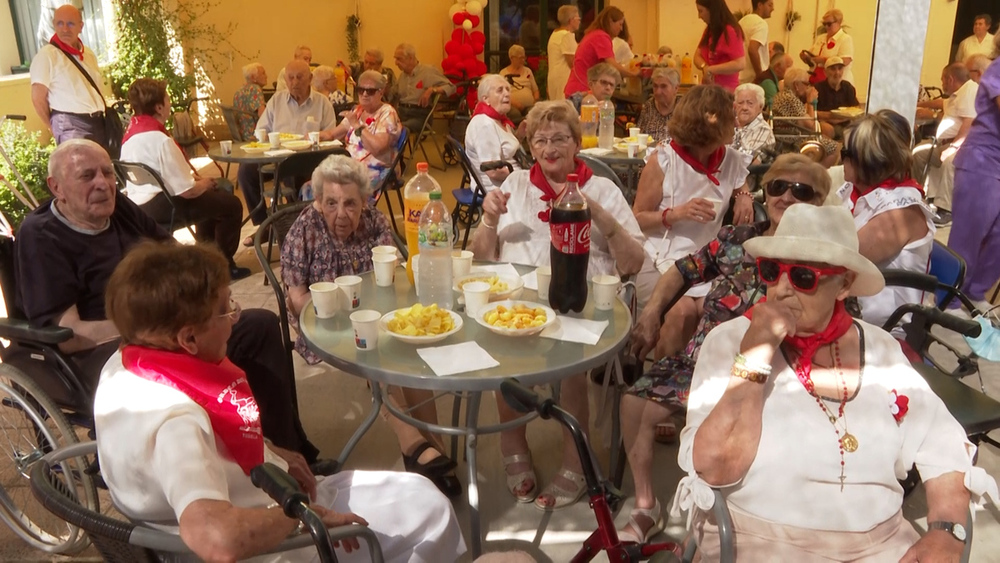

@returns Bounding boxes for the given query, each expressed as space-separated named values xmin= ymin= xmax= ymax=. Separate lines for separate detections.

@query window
xmin=484 ymin=0 xmax=602 ymax=71
xmin=9 ymin=0 xmax=110 ymax=66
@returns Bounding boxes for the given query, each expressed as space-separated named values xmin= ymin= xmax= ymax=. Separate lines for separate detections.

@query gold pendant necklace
xmin=798 ymin=341 xmax=856 ymax=491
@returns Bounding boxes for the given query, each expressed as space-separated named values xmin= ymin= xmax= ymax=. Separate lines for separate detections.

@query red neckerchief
xmin=529 ymin=158 xmax=594 ymax=222
xmin=670 ymin=140 xmax=726 ymax=186
xmin=745 ymin=300 xmax=853 ymax=393
xmin=472 ymin=101 xmax=515 ymax=131
xmin=849 ymin=177 xmax=925 ymax=207
xmin=123 ymin=115 xmax=185 ymax=154
xmin=121 ymin=345 xmax=264 ymax=475
xmin=50 ymin=33 xmax=84 ymax=61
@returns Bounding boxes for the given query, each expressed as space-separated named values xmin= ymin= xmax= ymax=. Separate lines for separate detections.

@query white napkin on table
xmin=521 ymin=269 xmax=538 ymax=290
xmin=540 ymin=317 xmax=609 ymax=345
xmin=417 ymin=341 xmax=499 ymax=376
xmin=318 ymin=140 xmax=343 ymax=148
xmin=264 ymin=149 xmax=294 ymax=157
xmin=579 ymin=147 xmax=613 ymax=156
xmin=469 ymin=263 xmax=521 ymax=279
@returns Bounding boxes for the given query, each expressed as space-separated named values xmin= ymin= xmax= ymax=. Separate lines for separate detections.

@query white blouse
xmin=464 ymin=114 xmax=522 ymax=191
xmin=675 ymin=316 xmax=996 ymax=532
xmin=494 ymin=171 xmax=654 ymax=278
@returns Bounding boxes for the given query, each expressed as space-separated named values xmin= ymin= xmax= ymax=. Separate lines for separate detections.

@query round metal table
xmin=299 ymin=263 xmax=632 ymax=557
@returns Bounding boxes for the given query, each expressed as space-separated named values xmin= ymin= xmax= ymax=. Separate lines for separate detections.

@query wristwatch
xmin=928 ymin=521 xmax=968 ymax=543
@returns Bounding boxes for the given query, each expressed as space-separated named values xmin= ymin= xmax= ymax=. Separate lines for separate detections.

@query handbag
xmin=50 ymin=41 xmax=124 ymax=158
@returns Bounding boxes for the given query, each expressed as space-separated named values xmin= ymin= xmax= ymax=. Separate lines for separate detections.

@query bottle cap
xmin=417 ymin=162 xmax=429 ymax=172
xmin=429 ymin=191 xmax=442 ymax=200
xmin=567 ymin=173 xmax=579 ymax=183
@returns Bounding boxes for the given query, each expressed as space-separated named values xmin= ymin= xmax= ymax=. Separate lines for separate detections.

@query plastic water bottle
xmin=403 ymin=163 xmax=440 ymax=285
xmin=580 ymin=93 xmax=599 ymax=149
xmin=417 ymin=191 xmax=454 ymax=309
xmin=598 ymin=99 xmax=614 ymax=149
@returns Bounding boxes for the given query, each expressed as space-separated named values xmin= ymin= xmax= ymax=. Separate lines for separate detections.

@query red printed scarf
xmin=530 ymin=158 xmax=594 ymax=222
xmin=50 ymin=33 xmax=84 ymax=61
xmin=849 ymin=177 xmax=925 ymax=208
xmin=670 ymin=140 xmax=726 ymax=186
xmin=472 ymin=101 xmax=515 ymax=131
xmin=121 ymin=346 xmax=264 ymax=475
xmin=745 ymin=299 xmax=853 ymax=393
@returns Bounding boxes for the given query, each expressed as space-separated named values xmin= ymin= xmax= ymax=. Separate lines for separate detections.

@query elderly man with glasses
xmin=800 ymin=9 xmax=855 ymax=86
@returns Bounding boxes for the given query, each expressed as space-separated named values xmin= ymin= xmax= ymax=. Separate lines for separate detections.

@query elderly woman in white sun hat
xmin=675 ymin=204 xmax=996 ymax=561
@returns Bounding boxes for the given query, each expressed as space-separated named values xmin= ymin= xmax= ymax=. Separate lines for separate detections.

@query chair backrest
xmin=113 ymin=160 xmax=167 ymax=191
xmin=274 ymin=149 xmax=349 ymax=188
xmin=577 ymin=154 xmax=625 ymax=191
xmin=928 ymin=240 xmax=966 ymax=310
xmin=445 ymin=135 xmax=488 ymax=197
xmin=373 ymin=128 xmax=410 ymax=200
xmin=219 ymin=104 xmax=251 ymax=142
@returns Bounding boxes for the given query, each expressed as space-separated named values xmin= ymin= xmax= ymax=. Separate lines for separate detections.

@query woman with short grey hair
xmin=312 ymin=65 xmax=350 ymax=105
xmin=637 ymin=67 xmax=680 ymax=143
xmin=233 ymin=62 xmax=267 ymax=139
xmin=466 ymin=74 xmax=523 ymax=189
xmin=732 ymin=82 xmax=774 ymax=158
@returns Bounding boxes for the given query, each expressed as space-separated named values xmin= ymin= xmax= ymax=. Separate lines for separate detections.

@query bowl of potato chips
xmin=476 ymin=300 xmax=556 ymax=337
xmin=380 ymin=303 xmax=463 ymax=344
xmin=454 ymin=273 xmax=524 ymax=302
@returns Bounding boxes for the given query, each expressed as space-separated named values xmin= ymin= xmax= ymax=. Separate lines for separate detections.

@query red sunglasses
xmin=756 ymin=257 xmax=846 ymax=291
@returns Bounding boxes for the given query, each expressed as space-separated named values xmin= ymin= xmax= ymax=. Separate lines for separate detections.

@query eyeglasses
xmin=840 ymin=146 xmax=854 ymax=162
xmin=595 ymin=79 xmax=617 ymax=89
xmin=530 ymin=134 xmax=573 ymax=150
xmin=757 ymin=258 xmax=846 ymax=292
xmin=822 ymin=20 xmax=836 ymax=26
xmin=357 ymin=87 xmax=381 ymax=97
xmin=765 ymin=179 xmax=817 ymax=201
xmin=218 ymin=299 xmax=241 ymax=323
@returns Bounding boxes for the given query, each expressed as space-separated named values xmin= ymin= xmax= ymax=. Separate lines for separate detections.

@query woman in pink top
xmin=693 ymin=0 xmax=746 ymax=92
xmin=563 ymin=6 xmax=638 ymax=98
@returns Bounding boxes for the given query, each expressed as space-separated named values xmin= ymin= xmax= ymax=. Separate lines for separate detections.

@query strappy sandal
xmin=533 ymin=468 xmax=586 ymax=511
xmin=402 ymin=441 xmax=462 ymax=499
xmin=502 ymin=453 xmax=537 ymax=503
xmin=617 ymin=499 xmax=664 ymax=544
xmin=654 ymin=421 xmax=678 ymax=444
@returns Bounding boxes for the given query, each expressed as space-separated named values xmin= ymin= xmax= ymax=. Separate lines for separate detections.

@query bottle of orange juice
xmin=681 ymin=53 xmax=693 ymax=84
xmin=580 ymin=93 xmax=599 ymax=149
xmin=403 ymin=163 xmax=440 ymax=285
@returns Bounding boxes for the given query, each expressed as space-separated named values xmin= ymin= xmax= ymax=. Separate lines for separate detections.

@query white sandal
xmin=617 ymin=499 xmax=664 ymax=543
xmin=533 ymin=468 xmax=587 ymax=511
xmin=502 ymin=453 xmax=537 ymax=503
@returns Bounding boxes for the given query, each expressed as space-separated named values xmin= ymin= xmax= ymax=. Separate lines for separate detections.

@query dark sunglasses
xmin=840 ymin=146 xmax=853 ymax=162
xmin=756 ymin=257 xmax=846 ymax=291
xmin=357 ymin=86 xmax=381 ymax=97
xmin=766 ymin=179 xmax=817 ymax=201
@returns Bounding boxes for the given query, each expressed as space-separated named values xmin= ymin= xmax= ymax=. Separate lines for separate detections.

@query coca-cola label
xmin=551 ymin=221 xmax=591 ymax=255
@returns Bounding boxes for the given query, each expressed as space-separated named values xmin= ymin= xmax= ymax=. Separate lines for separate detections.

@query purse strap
xmin=50 ymin=41 xmax=108 ymax=111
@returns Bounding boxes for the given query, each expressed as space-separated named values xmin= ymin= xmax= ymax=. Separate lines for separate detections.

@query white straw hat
xmin=743 ymin=205 xmax=884 ymax=296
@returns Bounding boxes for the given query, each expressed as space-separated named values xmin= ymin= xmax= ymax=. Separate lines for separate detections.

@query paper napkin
xmin=579 ymin=147 xmax=614 ymax=156
xmin=540 ymin=317 xmax=609 ymax=345
xmin=417 ymin=341 xmax=499 ymax=376
xmin=469 ymin=263 xmax=521 ymax=279
xmin=521 ymin=269 xmax=538 ymax=290
xmin=264 ymin=149 xmax=294 ymax=157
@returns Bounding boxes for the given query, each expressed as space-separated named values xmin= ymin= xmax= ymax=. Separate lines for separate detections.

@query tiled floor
xmin=2 ymin=150 xmax=999 ymax=561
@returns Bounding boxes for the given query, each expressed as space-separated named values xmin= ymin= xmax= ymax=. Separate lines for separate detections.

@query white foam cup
xmin=308 ymin=131 xmax=320 ymax=146
xmin=255 ymin=128 xmax=267 ymax=143
xmin=309 ymin=282 xmax=340 ymax=318
xmin=592 ymin=274 xmax=621 ymax=311
xmin=268 ymin=132 xmax=281 ymax=149
xmin=335 ymin=275 xmax=363 ymax=310
xmin=463 ymin=281 xmax=491 ymax=317
xmin=373 ymin=254 xmax=397 ymax=287
xmin=535 ymin=266 xmax=552 ymax=300
xmin=350 ymin=310 xmax=381 ymax=350
xmin=220 ymin=140 xmax=233 ymax=155
xmin=452 ymin=250 xmax=474 ymax=278
xmin=629 ymin=127 xmax=641 ymax=140
xmin=704 ymin=197 xmax=723 ymax=218
xmin=627 ymin=142 xmax=638 ymax=158
xmin=638 ymin=134 xmax=649 ymax=150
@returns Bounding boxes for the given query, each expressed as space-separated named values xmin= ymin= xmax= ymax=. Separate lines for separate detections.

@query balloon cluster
xmin=443 ymin=0 xmax=488 ymax=79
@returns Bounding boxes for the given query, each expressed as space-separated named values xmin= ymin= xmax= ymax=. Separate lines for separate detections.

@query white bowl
xmin=278 ymin=133 xmax=304 ymax=141
xmin=475 ymin=300 xmax=556 ymax=337
xmin=380 ymin=308 xmax=463 ymax=344
xmin=454 ymin=273 xmax=524 ymax=302
xmin=240 ymin=142 xmax=269 ymax=153
xmin=282 ymin=140 xmax=313 ymax=151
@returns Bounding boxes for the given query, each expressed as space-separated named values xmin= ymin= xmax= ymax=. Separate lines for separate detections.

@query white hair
xmin=311 ymin=154 xmax=372 ymax=201
xmin=735 ymin=82 xmax=765 ymax=106
xmin=477 ymin=74 xmax=508 ymax=101
xmin=651 ymin=67 xmax=679 ymax=86
xmin=311 ymin=65 xmax=336 ymax=90
xmin=396 ymin=43 xmax=417 ymax=60
xmin=242 ymin=62 xmax=264 ymax=82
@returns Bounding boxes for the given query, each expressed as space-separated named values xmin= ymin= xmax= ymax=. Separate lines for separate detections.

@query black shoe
xmin=230 ymin=266 xmax=252 ymax=280
xmin=402 ymin=442 xmax=462 ymax=498
xmin=932 ymin=209 xmax=952 ymax=226
xmin=309 ymin=458 xmax=340 ymax=476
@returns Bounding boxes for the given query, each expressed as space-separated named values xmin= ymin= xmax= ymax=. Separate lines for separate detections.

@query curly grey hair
xmin=651 ymin=67 xmax=680 ymax=86
xmin=242 ymin=62 xmax=265 ymax=82
xmin=311 ymin=154 xmax=372 ymax=201
xmin=311 ymin=65 xmax=336 ymax=90
xmin=735 ymin=82 xmax=765 ymax=107
xmin=357 ymin=69 xmax=387 ymax=90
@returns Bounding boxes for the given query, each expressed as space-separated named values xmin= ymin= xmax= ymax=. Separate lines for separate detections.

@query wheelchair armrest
xmin=0 ymin=318 xmax=74 ymax=345
xmin=881 ymin=269 xmax=942 ymax=294
xmin=883 ymin=303 xmax=981 ymax=338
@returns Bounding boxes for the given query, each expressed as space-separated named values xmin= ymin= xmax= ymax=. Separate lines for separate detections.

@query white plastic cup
xmin=309 ymin=282 xmax=341 ymax=318
xmin=350 ymin=309 xmax=381 ymax=351
xmin=372 ymin=245 xmax=398 ymax=258
xmin=638 ymin=134 xmax=649 ymax=150
xmin=463 ymin=281 xmax=491 ymax=317
xmin=308 ymin=131 xmax=320 ymax=146
xmin=372 ymin=254 xmax=397 ymax=287
xmin=704 ymin=197 xmax=723 ymax=218
xmin=452 ymin=250 xmax=474 ymax=278
xmin=255 ymin=128 xmax=267 ymax=143
xmin=335 ymin=275 xmax=362 ymax=310
xmin=627 ymin=142 xmax=638 ymax=158
xmin=629 ymin=127 xmax=641 ymax=140
xmin=220 ymin=140 xmax=233 ymax=155
xmin=268 ymin=132 xmax=281 ymax=149
xmin=592 ymin=274 xmax=621 ymax=311
xmin=535 ymin=266 xmax=551 ymax=300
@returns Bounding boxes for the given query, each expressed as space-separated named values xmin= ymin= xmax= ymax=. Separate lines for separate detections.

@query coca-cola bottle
xmin=549 ymin=173 xmax=591 ymax=313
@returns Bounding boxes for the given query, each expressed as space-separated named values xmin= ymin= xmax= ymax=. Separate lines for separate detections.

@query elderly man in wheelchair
xmin=93 ymin=241 xmax=465 ymax=562
xmin=10 ymin=139 xmax=326 ymax=471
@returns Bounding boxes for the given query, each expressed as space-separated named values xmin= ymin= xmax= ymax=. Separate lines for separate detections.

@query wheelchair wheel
xmin=0 ymin=363 xmax=96 ymax=553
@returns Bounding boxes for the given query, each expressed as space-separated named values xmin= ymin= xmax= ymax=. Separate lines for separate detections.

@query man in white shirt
xmin=739 ymin=0 xmax=774 ymax=83
xmin=275 ymin=44 xmax=312 ymax=91
xmin=913 ymin=63 xmax=979 ymax=223
xmin=955 ymin=14 xmax=995 ymax=64
xmin=29 ymin=5 xmax=109 ymax=148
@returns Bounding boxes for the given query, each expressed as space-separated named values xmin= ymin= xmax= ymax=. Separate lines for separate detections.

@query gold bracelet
xmin=731 ymin=363 xmax=769 ymax=384
xmin=734 ymin=352 xmax=772 ymax=375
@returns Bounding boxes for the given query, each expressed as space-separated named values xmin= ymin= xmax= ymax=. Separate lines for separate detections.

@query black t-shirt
xmin=15 ymin=192 xmax=170 ymax=328
xmin=816 ymin=80 xmax=860 ymax=112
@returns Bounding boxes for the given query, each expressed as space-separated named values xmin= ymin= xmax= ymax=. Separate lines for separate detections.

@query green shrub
xmin=0 ymin=122 xmax=55 ymax=232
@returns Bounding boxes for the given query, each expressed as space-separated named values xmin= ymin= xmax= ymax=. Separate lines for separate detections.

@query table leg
xmin=464 ymin=391 xmax=483 ymax=558
xmin=240 ymin=166 xmax=270 ymax=228
xmin=335 ymin=382 xmax=383 ymax=470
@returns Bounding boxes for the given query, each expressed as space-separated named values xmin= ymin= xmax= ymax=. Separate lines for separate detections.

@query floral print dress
xmin=344 ymin=103 xmax=402 ymax=189
xmin=233 ymin=82 xmax=265 ymax=140
xmin=281 ymin=205 xmax=395 ymax=364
